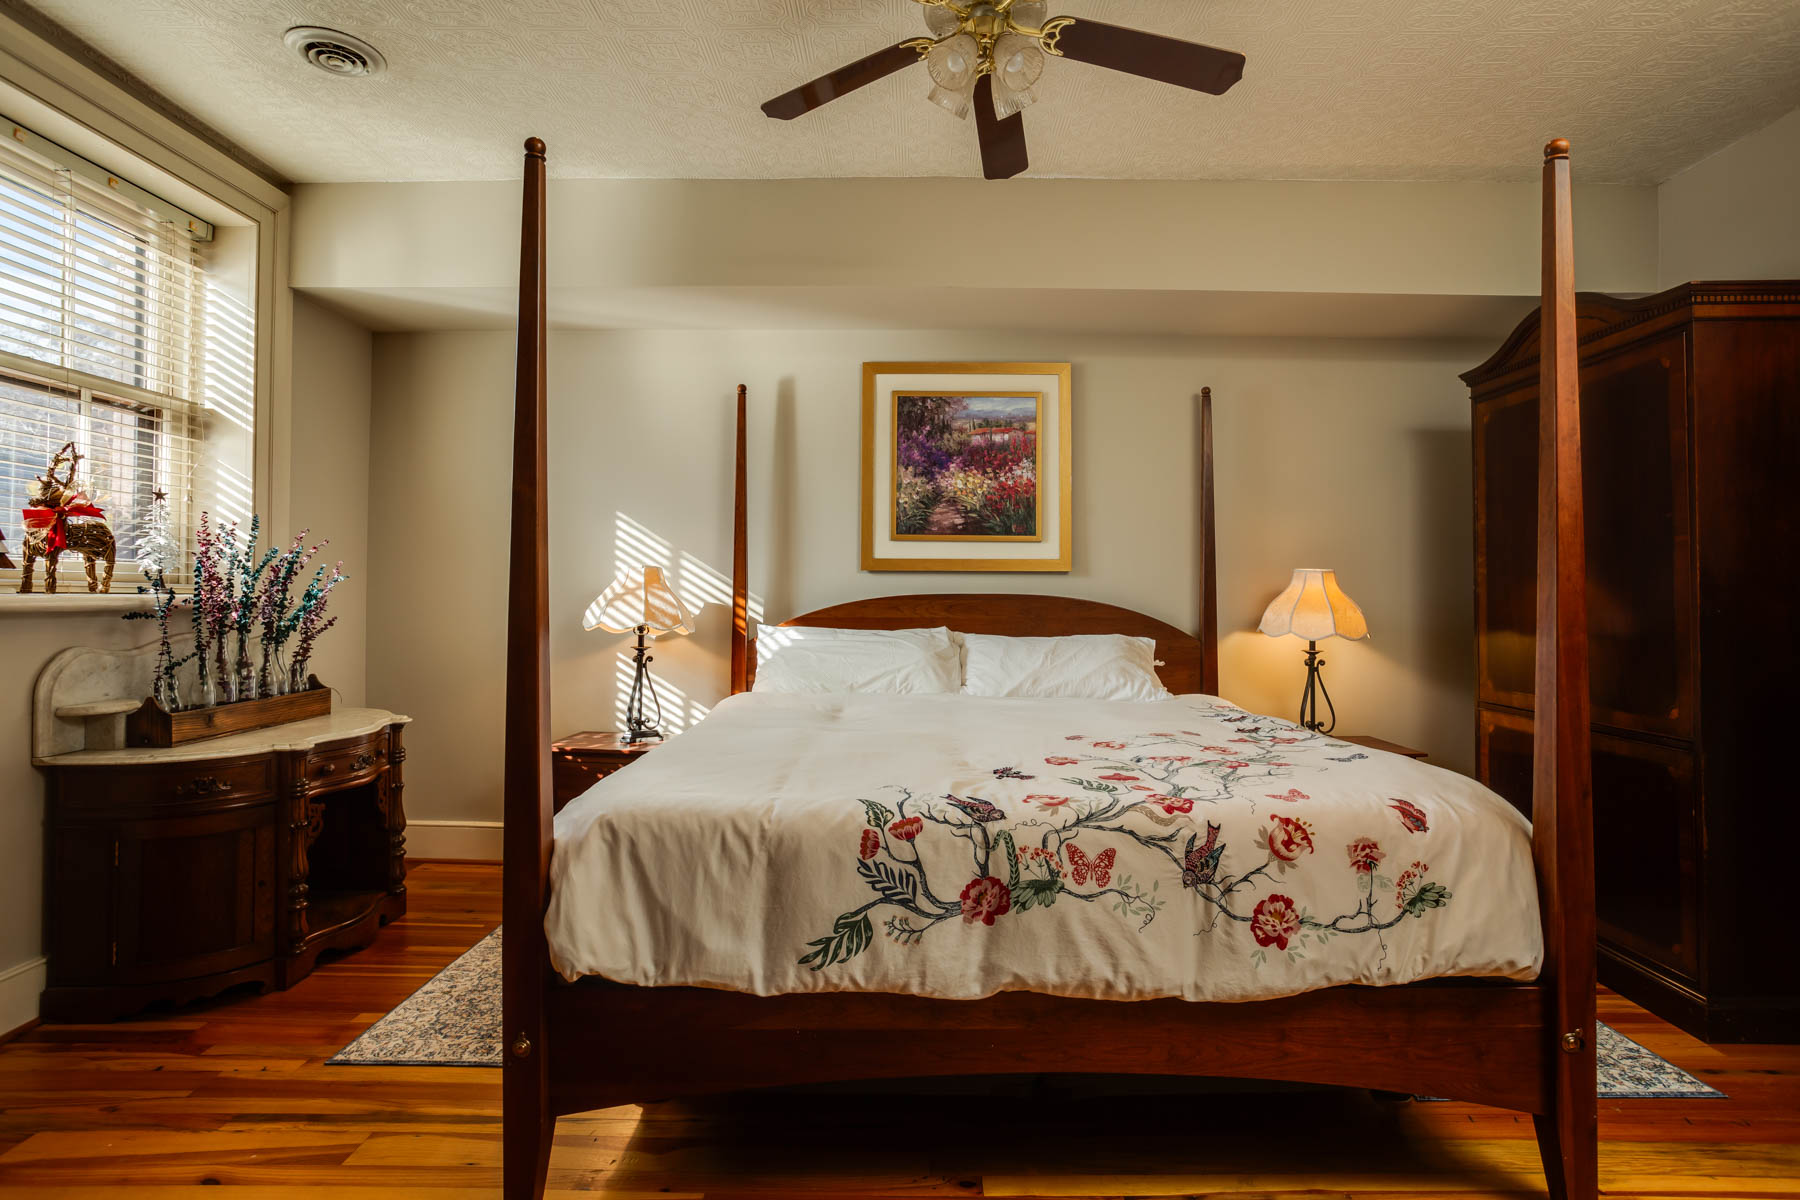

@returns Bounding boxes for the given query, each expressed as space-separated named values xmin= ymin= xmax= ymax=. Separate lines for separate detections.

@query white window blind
xmin=0 ymin=124 xmax=211 ymax=587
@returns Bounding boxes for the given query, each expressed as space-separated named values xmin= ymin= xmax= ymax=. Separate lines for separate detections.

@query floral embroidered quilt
xmin=546 ymin=693 xmax=1542 ymax=1001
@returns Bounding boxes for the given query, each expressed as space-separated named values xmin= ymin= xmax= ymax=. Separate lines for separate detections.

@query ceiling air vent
xmin=284 ymin=27 xmax=386 ymax=78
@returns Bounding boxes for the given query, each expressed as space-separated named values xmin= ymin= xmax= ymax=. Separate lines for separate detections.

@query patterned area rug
xmin=328 ymin=929 xmax=1724 ymax=1098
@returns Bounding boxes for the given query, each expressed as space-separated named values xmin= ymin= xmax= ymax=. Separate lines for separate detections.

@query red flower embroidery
xmin=1347 ymin=836 xmax=1385 ymax=873
xmin=1098 ymin=772 xmax=1140 ymax=781
xmin=1395 ymin=860 xmax=1429 ymax=905
xmin=1044 ymin=755 xmax=1080 ymax=766
xmin=1266 ymin=814 xmax=1316 ymax=861
xmin=1064 ymin=734 xmax=1086 ymax=741
xmin=1270 ymin=737 xmax=1300 ymax=744
xmin=1266 ymin=789 xmax=1309 ymax=803
xmin=1220 ymin=761 xmax=1249 ymax=770
xmin=859 ymin=829 xmax=881 ymax=860
xmin=1093 ymin=740 xmax=1129 ymax=750
xmin=959 ymin=876 xmax=1012 ymax=925
xmin=1151 ymin=794 xmax=1194 ymax=815
xmin=1144 ymin=754 xmax=1192 ymax=763
xmin=1023 ymin=794 xmax=1072 ymax=808
xmin=1390 ymin=798 xmax=1429 ymax=833
xmin=1251 ymin=894 xmax=1301 ymax=950
xmin=888 ymin=816 xmax=924 ymax=841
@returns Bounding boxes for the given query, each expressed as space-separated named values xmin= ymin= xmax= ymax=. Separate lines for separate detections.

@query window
xmin=0 ymin=121 xmax=216 ymax=588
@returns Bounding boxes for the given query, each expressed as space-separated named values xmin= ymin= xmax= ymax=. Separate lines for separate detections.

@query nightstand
xmin=551 ymin=731 xmax=662 ymax=812
xmin=1336 ymin=734 xmax=1428 ymax=760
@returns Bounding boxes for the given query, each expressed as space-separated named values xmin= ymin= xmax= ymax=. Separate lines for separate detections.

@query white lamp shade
xmin=584 ymin=565 xmax=696 ymax=636
xmin=1258 ymin=569 xmax=1369 ymax=642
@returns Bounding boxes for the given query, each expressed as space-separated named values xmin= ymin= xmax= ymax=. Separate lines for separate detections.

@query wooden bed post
xmin=1198 ymin=387 xmax=1219 ymax=694
xmin=730 ymin=384 xmax=750 ymax=695
xmin=503 ymin=136 xmax=554 ymax=1200
xmin=1531 ymin=137 xmax=1598 ymax=1200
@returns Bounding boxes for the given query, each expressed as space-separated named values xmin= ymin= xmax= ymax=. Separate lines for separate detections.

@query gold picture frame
xmin=861 ymin=361 xmax=1073 ymax=573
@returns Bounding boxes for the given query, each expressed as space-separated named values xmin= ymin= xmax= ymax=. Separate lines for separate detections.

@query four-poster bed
xmin=500 ymin=136 xmax=1596 ymax=1199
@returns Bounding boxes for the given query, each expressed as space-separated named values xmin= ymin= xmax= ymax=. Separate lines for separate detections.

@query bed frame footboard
xmin=501 ymin=138 xmax=1596 ymax=1200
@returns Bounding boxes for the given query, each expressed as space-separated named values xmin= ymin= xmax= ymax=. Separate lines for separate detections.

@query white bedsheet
xmin=546 ymin=692 xmax=1542 ymax=1002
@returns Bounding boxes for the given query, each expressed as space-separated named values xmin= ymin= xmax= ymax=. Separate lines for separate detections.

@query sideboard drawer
xmin=58 ymin=758 xmax=276 ymax=813
xmin=306 ymin=736 xmax=389 ymax=788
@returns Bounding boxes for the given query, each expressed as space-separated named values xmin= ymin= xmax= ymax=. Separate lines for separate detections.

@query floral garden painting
xmin=893 ymin=392 xmax=1042 ymax=541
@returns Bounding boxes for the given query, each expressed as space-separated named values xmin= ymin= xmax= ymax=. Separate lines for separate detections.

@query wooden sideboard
xmin=37 ymin=709 xmax=410 ymax=1022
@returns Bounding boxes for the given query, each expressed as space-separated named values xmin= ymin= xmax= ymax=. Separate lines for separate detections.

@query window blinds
xmin=0 ymin=125 xmax=209 ymax=584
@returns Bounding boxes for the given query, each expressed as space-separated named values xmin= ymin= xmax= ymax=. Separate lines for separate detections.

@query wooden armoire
xmin=1464 ymin=280 xmax=1800 ymax=1043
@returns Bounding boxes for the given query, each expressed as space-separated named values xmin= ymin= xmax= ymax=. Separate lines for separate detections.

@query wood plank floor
xmin=0 ymin=861 xmax=1793 ymax=1198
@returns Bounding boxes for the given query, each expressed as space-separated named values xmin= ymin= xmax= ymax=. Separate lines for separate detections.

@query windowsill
xmin=0 ymin=591 xmax=158 ymax=615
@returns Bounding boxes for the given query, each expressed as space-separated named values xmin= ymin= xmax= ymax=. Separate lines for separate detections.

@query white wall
xmin=288 ymin=295 xmax=373 ymax=706
xmin=367 ymin=328 xmax=1488 ymax=853
xmin=1658 ymin=107 xmax=1800 ymax=289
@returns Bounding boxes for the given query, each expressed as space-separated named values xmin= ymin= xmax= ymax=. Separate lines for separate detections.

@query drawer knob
xmin=177 ymin=776 xmax=234 ymax=797
xmin=353 ymin=752 xmax=376 ymax=771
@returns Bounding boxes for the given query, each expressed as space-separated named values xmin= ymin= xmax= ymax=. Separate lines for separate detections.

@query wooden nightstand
xmin=1336 ymin=734 xmax=1428 ymax=760
xmin=551 ymin=732 xmax=662 ymax=812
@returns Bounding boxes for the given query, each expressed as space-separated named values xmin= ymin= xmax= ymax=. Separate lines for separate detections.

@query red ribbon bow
xmin=23 ymin=497 xmax=105 ymax=552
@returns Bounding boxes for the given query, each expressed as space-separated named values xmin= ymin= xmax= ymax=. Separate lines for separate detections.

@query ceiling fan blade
xmin=973 ymin=75 xmax=1028 ymax=180
xmin=761 ymin=41 xmax=924 ymax=119
xmin=1052 ymin=19 xmax=1245 ymax=96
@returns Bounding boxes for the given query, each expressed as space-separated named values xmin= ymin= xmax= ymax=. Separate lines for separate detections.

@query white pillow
xmin=960 ymin=633 xmax=1170 ymax=702
xmin=753 ymin=625 xmax=962 ymax=695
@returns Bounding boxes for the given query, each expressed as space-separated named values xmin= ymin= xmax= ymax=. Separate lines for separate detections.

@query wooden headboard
xmin=727 ymin=388 xmax=1219 ymax=696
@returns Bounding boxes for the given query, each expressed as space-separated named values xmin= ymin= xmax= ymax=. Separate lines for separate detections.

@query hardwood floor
xmin=0 ymin=860 xmax=1793 ymax=1198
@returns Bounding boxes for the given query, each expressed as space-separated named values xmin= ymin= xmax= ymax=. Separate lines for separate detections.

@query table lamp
xmin=1258 ymin=568 xmax=1368 ymax=734
xmin=584 ymin=565 xmax=697 ymax=743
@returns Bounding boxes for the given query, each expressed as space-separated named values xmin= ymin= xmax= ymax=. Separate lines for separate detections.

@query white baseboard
xmin=0 ymin=956 xmax=45 ymax=1035
xmin=405 ymin=818 xmax=502 ymax=861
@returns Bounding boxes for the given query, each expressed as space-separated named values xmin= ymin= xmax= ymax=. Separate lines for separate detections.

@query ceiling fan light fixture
xmin=991 ymin=78 xmax=1036 ymax=120
xmin=926 ymin=33 xmax=980 ymax=91
xmin=923 ymin=4 xmax=962 ymax=38
xmin=928 ymin=81 xmax=975 ymax=119
xmin=994 ymin=33 xmax=1045 ymax=93
xmin=1010 ymin=1 xmax=1048 ymax=29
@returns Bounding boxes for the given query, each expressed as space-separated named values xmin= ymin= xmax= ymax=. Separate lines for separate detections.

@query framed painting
xmin=861 ymin=362 xmax=1072 ymax=572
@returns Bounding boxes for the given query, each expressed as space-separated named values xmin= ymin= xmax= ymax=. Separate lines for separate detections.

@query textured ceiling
xmin=18 ymin=0 xmax=1800 ymax=184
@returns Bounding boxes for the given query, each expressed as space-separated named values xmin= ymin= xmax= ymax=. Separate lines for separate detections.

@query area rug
xmin=328 ymin=929 xmax=1724 ymax=1098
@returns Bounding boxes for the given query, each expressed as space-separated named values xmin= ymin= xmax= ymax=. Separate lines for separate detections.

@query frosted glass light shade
xmin=1258 ymin=569 xmax=1369 ymax=642
xmin=584 ymin=565 xmax=696 ymax=637
xmin=923 ymin=3 xmax=961 ymax=37
xmin=927 ymin=34 xmax=979 ymax=90
xmin=994 ymin=34 xmax=1044 ymax=93
xmin=1011 ymin=2 xmax=1048 ymax=28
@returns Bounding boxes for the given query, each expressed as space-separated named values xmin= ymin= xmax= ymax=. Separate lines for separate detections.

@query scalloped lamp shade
xmin=1258 ymin=569 xmax=1369 ymax=642
xmin=583 ymin=566 xmax=696 ymax=637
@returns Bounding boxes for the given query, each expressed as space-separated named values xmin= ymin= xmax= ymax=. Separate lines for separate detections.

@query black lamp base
xmin=1297 ymin=640 xmax=1337 ymax=734
xmin=623 ymin=625 xmax=665 ymax=743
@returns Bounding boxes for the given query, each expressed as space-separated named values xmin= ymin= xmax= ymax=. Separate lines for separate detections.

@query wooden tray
xmin=125 ymin=678 xmax=331 ymax=748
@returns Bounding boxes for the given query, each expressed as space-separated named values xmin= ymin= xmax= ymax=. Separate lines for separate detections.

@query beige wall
xmin=1658 ymin=106 xmax=1800 ymax=289
xmin=288 ymin=296 xmax=373 ymax=707
xmin=367 ymin=328 xmax=1489 ymax=852
xmin=292 ymin=177 xmax=1659 ymax=329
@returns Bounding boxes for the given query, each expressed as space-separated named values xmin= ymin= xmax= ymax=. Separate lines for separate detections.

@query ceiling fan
xmin=761 ymin=0 xmax=1246 ymax=180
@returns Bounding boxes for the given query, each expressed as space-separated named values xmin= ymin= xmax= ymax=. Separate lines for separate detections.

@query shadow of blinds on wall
xmin=0 ymin=122 xmax=216 ymax=587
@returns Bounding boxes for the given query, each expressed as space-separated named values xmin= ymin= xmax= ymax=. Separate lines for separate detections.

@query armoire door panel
xmin=1471 ymin=330 xmax=1694 ymax=738
xmin=1476 ymin=706 xmax=1699 ymax=980
xmin=1578 ymin=333 xmax=1694 ymax=736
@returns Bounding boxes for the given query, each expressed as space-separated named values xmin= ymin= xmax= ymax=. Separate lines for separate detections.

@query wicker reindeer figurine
xmin=19 ymin=442 xmax=114 ymax=594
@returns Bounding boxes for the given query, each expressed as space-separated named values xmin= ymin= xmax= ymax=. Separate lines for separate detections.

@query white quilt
xmin=546 ymin=692 xmax=1543 ymax=1002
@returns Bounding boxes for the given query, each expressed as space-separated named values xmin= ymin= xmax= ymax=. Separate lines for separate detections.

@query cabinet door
xmin=1477 ymin=708 xmax=1700 ymax=980
xmin=1471 ymin=330 xmax=1694 ymax=737
xmin=1473 ymin=388 xmax=1539 ymax=709
xmin=114 ymin=802 xmax=276 ymax=985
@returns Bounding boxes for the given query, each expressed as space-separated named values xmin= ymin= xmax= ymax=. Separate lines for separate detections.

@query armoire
xmin=1463 ymin=280 xmax=1799 ymax=1043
